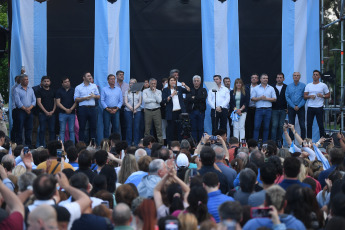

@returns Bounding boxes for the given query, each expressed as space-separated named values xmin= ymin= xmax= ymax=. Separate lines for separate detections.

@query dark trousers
xmin=16 ymin=109 xmax=33 ymax=145
xmin=288 ymin=106 xmax=306 ymax=139
xmin=211 ymin=109 xmax=228 ymax=134
xmin=78 ymin=106 xmax=97 ymax=143
xmin=307 ymin=107 xmax=325 ymax=139
xmin=167 ymin=110 xmax=182 ymax=144
xmin=245 ymin=107 xmax=256 ymax=140
xmin=10 ymin=108 xmax=18 ymax=142
xmin=38 ymin=113 xmax=56 ymax=146
xmin=120 ymin=106 xmax=126 ymax=140
xmin=190 ymin=110 xmax=205 ymax=143
xmin=271 ymin=109 xmax=286 ymax=142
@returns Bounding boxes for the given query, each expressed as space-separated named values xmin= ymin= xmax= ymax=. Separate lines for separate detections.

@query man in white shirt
xmin=304 ymin=70 xmax=330 ymax=139
xmin=251 ymin=74 xmax=277 ymax=142
xmin=207 ymin=75 xmax=230 ymax=134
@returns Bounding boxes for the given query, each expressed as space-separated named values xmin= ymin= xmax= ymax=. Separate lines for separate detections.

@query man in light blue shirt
xmin=10 ymin=75 xmax=21 ymax=142
xmin=14 ymin=74 xmax=36 ymax=145
xmin=74 ymin=72 xmax=100 ymax=143
xmin=251 ymin=74 xmax=276 ymax=142
xmin=285 ymin=72 xmax=306 ymax=139
xmin=101 ymin=74 xmax=123 ymax=138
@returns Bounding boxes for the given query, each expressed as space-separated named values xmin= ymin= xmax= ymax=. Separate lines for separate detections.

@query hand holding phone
xmin=251 ymin=207 xmax=272 ymax=218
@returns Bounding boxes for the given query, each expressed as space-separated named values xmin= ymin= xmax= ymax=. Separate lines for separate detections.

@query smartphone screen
xmin=23 ymin=146 xmax=29 ymax=155
xmin=57 ymin=149 xmax=63 ymax=162
xmin=165 ymin=220 xmax=179 ymax=230
xmin=251 ymin=207 xmax=272 ymax=218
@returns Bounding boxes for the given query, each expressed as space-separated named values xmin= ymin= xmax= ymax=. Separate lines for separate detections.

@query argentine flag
xmin=313 ymin=144 xmax=330 ymax=170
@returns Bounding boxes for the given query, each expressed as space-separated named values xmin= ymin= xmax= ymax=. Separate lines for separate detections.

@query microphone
xmin=212 ymin=89 xmax=217 ymax=92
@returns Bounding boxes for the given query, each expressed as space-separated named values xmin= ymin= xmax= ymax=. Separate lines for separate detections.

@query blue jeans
xmin=16 ymin=109 xmax=33 ymax=145
xmin=78 ymin=106 xmax=97 ymax=142
xmin=288 ymin=106 xmax=306 ymax=139
xmin=190 ymin=110 xmax=205 ymax=142
xmin=253 ymin=108 xmax=272 ymax=142
xmin=307 ymin=107 xmax=325 ymax=139
xmin=59 ymin=113 xmax=75 ymax=143
xmin=103 ymin=109 xmax=120 ymax=138
xmin=271 ymin=110 xmax=286 ymax=142
xmin=38 ymin=113 xmax=55 ymax=146
xmin=125 ymin=110 xmax=141 ymax=146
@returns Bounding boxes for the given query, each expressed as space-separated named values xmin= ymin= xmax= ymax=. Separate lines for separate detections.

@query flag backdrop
xmin=9 ymin=0 xmax=320 ymax=141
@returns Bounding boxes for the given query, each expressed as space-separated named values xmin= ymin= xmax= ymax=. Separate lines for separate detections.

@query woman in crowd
xmin=162 ymin=76 xmax=190 ymax=144
xmin=117 ymin=154 xmax=139 ymax=184
xmin=124 ymin=78 xmax=142 ymax=146
xmin=230 ymin=78 xmax=249 ymax=141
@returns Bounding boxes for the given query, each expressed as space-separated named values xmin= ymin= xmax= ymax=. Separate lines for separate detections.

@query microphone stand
xmin=132 ymin=91 xmax=136 ymax=145
xmin=212 ymin=89 xmax=217 ymax=134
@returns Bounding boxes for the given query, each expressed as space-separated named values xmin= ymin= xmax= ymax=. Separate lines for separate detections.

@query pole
xmin=341 ymin=0 xmax=344 ymax=133
xmin=321 ymin=0 xmax=324 ymax=74
xmin=214 ymin=91 xmax=217 ymax=135
xmin=132 ymin=91 xmax=135 ymax=145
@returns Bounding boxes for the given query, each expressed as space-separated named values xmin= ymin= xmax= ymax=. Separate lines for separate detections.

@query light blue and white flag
xmin=201 ymin=0 xmax=240 ymax=133
xmin=9 ymin=0 xmax=47 ymax=127
xmin=313 ymin=144 xmax=330 ymax=170
xmin=282 ymin=0 xmax=320 ymax=85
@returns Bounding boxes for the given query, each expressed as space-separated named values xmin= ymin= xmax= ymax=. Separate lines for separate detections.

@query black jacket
xmin=162 ymin=86 xmax=189 ymax=120
xmin=272 ymin=84 xmax=287 ymax=110
xmin=229 ymin=89 xmax=250 ymax=113
xmin=185 ymin=87 xmax=208 ymax=113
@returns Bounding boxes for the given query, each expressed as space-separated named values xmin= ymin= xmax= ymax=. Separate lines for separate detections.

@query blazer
xmin=162 ymin=86 xmax=189 ymax=120
xmin=229 ymin=89 xmax=250 ymax=113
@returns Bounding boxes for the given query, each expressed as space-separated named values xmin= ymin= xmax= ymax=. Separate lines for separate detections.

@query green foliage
xmin=0 ymin=2 xmax=8 ymax=103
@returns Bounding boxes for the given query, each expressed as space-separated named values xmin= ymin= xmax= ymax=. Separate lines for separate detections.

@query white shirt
xmin=251 ymin=84 xmax=277 ymax=108
xmin=275 ymin=85 xmax=283 ymax=93
xmin=304 ymin=82 xmax=329 ymax=108
xmin=207 ymin=85 xmax=230 ymax=109
xmin=171 ymin=89 xmax=181 ymax=111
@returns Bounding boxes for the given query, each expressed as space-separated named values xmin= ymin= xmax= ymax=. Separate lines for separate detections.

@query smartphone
xmin=23 ymin=146 xmax=29 ymax=155
xmin=284 ymin=119 xmax=289 ymax=126
xmin=222 ymin=220 xmax=236 ymax=230
xmin=56 ymin=135 xmax=61 ymax=141
xmin=258 ymin=139 xmax=263 ymax=150
xmin=209 ymin=135 xmax=217 ymax=141
xmin=241 ymin=139 xmax=246 ymax=147
xmin=91 ymin=138 xmax=95 ymax=146
xmin=101 ymin=200 xmax=109 ymax=208
xmin=165 ymin=220 xmax=179 ymax=230
xmin=250 ymin=207 xmax=272 ymax=218
xmin=262 ymin=144 xmax=268 ymax=151
xmin=57 ymin=149 xmax=63 ymax=162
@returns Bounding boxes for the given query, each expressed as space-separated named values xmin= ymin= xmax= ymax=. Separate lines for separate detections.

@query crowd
xmin=0 ymin=68 xmax=343 ymax=230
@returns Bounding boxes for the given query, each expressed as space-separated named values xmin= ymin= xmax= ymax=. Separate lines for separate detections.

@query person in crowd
xmin=27 ymin=205 xmax=58 ymax=230
xmin=76 ymin=150 xmax=97 ymax=183
xmin=248 ymin=162 xmax=277 ymax=207
xmin=118 ymin=154 xmax=139 ymax=184
xmin=74 ymin=72 xmax=100 ymax=143
xmin=125 ymin=155 xmax=151 ymax=186
xmin=230 ymin=78 xmax=249 ymax=140
xmin=304 ymin=70 xmax=330 ymax=139
xmin=113 ymin=203 xmax=133 ymax=230
xmin=218 ymin=201 xmax=243 ymax=229
xmin=162 ymin=76 xmax=190 ymax=143
xmin=233 ymin=168 xmax=256 ymax=205
xmin=271 ymin=73 xmax=287 ymax=143
xmin=137 ymin=159 xmax=167 ymax=198
xmin=318 ymin=147 xmax=344 ymax=188
xmin=133 ymin=199 xmax=157 ymax=230
xmin=143 ymin=78 xmax=163 ymax=144
xmin=278 ymin=157 xmax=311 ymax=190
xmin=214 ymin=146 xmax=236 ymax=189
xmin=124 ymin=78 xmax=142 ymax=146
xmin=251 ymin=73 xmax=277 ymax=142
xmin=56 ymin=77 xmax=77 ymax=143
xmin=134 ymin=148 xmax=147 ymax=162
xmin=198 ymin=146 xmax=229 ymax=194
xmin=203 ymin=172 xmax=234 ymax=223
xmin=36 ymin=76 xmax=56 ymax=147
xmin=115 ymin=70 xmax=129 ymax=140
xmin=101 ymin=74 xmax=123 ymax=139
xmin=14 ymin=74 xmax=36 ymax=146
xmin=207 ymin=75 xmax=230 ymax=134
xmin=185 ymin=75 xmax=207 ymax=142
xmin=177 ymin=213 xmax=196 ymax=230
xmin=66 ymin=147 xmax=79 ymax=170
xmin=286 ymin=72 xmax=306 ymax=139
xmin=245 ymin=73 xmax=259 ymax=140
xmin=243 ymin=185 xmax=306 ymax=230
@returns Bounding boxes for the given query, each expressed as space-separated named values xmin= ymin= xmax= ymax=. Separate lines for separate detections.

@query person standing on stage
xmin=251 ymin=74 xmax=277 ymax=142
xmin=74 ymin=72 xmax=100 ymax=143
xmin=207 ymin=75 xmax=230 ymax=134
xmin=245 ymin=74 xmax=259 ymax=140
xmin=115 ymin=70 xmax=129 ymax=140
xmin=304 ymin=70 xmax=330 ymax=139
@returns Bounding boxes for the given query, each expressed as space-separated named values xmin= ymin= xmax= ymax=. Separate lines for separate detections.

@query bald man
xmin=28 ymin=204 xmax=58 ymax=230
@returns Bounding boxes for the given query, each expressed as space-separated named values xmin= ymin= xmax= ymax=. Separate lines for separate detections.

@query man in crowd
xmin=271 ymin=73 xmax=287 ymax=143
xmin=286 ymin=72 xmax=306 ymax=139
xmin=27 ymin=205 xmax=58 ymax=230
xmin=214 ymin=146 xmax=236 ymax=189
xmin=245 ymin=73 xmax=259 ymax=140
xmin=56 ymin=77 xmax=77 ymax=143
xmin=14 ymin=74 xmax=36 ymax=146
xmin=278 ymin=157 xmax=311 ymax=190
xmin=207 ymin=75 xmax=230 ymax=134
xmin=251 ymin=74 xmax=277 ymax=142
xmin=318 ymin=148 xmax=344 ymax=188
xmin=143 ymin=78 xmax=163 ymax=144
xmin=304 ymin=70 xmax=330 ymax=139
xmin=113 ymin=203 xmax=133 ymax=230
xmin=186 ymin=75 xmax=207 ymax=142
xmin=115 ymin=70 xmax=129 ymax=140
xmin=36 ymin=76 xmax=56 ymax=147
xmin=74 ymin=72 xmax=100 ymax=143
xmin=101 ymin=74 xmax=123 ymax=138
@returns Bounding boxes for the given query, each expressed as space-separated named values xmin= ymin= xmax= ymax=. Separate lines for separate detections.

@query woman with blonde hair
xmin=117 ymin=154 xmax=139 ymax=184
xmin=124 ymin=78 xmax=142 ymax=146
xmin=178 ymin=213 xmax=198 ymax=230
xmin=230 ymin=78 xmax=249 ymax=140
